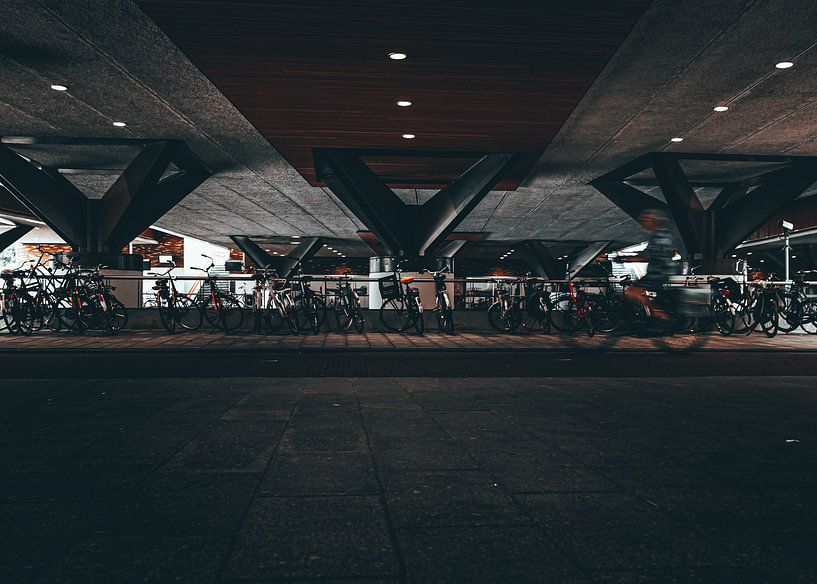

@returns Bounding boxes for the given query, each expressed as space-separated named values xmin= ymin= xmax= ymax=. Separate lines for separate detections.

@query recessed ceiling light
xmin=292 ymin=235 xmax=300 ymax=239
xmin=50 ymin=84 xmax=68 ymax=91
xmin=289 ymin=241 xmax=300 ymax=245
xmin=112 ymin=121 xmax=127 ymax=127
xmin=402 ymin=133 xmax=416 ymax=139
xmin=713 ymin=106 xmax=729 ymax=112
xmin=396 ymin=100 xmax=412 ymax=107
xmin=388 ymin=52 xmax=407 ymax=60
xmin=775 ymin=61 xmax=794 ymax=69
xmin=670 ymin=137 xmax=684 ymax=143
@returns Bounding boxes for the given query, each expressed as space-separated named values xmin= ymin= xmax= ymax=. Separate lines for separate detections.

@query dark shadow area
xmin=1 ymin=368 xmax=816 ymax=582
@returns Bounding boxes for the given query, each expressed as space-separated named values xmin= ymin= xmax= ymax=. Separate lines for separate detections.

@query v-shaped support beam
xmin=230 ymin=235 xmax=324 ymax=279
xmin=591 ymin=152 xmax=817 ymax=259
xmin=0 ymin=223 xmax=34 ymax=253
xmin=315 ymin=148 xmax=518 ymax=257
xmin=0 ymin=140 xmax=210 ymax=255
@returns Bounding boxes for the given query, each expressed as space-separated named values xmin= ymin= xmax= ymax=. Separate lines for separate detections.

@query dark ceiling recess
xmin=137 ymin=0 xmax=651 ymax=189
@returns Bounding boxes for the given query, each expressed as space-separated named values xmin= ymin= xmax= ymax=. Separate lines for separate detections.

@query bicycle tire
xmin=413 ymin=306 xmax=425 ymax=335
xmin=380 ymin=298 xmax=408 ymax=332
xmin=157 ymin=299 xmax=176 ymax=334
xmin=801 ymin=299 xmax=817 ymax=334
xmin=352 ymin=307 xmax=365 ymax=333
xmin=176 ymin=296 xmax=202 ymax=331
xmin=777 ymin=291 xmax=801 ymax=333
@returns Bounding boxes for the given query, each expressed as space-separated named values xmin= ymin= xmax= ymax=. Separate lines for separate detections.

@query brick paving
xmin=1 ymin=375 xmax=816 ymax=582
xmin=2 ymin=328 xmax=817 ymax=352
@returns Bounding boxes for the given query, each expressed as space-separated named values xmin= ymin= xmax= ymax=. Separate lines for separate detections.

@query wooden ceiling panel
xmin=138 ymin=0 xmax=651 ymax=188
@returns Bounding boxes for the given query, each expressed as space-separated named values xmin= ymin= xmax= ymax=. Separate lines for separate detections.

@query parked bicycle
xmin=291 ymin=268 xmax=327 ymax=335
xmin=330 ymin=272 xmax=365 ymax=333
xmin=420 ymin=267 xmax=454 ymax=334
xmin=149 ymin=262 xmax=202 ymax=334
xmin=379 ymin=260 xmax=424 ymax=334
xmin=251 ymin=266 xmax=298 ymax=334
xmin=193 ymin=254 xmax=244 ymax=333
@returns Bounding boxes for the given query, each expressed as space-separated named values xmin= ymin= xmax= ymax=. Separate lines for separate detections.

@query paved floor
xmin=2 ymin=371 xmax=816 ymax=583
xmin=1 ymin=329 xmax=817 ymax=353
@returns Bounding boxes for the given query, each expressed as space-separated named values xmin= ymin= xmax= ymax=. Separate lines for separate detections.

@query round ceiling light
xmin=112 ymin=121 xmax=127 ymax=127
xmin=402 ymin=133 xmax=416 ymax=139
xmin=50 ymin=84 xmax=68 ymax=91
xmin=396 ymin=100 xmax=412 ymax=107
xmin=713 ymin=106 xmax=729 ymax=112
xmin=670 ymin=137 xmax=684 ymax=143
xmin=388 ymin=52 xmax=407 ymax=60
xmin=775 ymin=61 xmax=794 ymax=69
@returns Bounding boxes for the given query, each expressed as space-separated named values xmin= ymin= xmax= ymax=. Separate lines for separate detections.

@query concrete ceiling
xmin=1 ymin=0 xmax=817 ymax=253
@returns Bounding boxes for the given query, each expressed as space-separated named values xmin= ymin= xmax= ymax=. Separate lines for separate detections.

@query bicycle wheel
xmin=761 ymin=303 xmax=778 ymax=338
xmin=549 ymin=294 xmax=577 ymax=333
xmin=157 ymin=298 xmax=176 ymax=334
xmin=204 ymin=294 xmax=244 ymax=332
xmin=176 ymin=296 xmax=203 ymax=331
xmin=488 ymin=302 xmax=519 ymax=332
xmin=412 ymin=306 xmax=425 ymax=335
xmin=352 ymin=307 xmax=365 ymax=333
xmin=336 ymin=298 xmax=354 ymax=331
xmin=3 ymin=294 xmax=35 ymax=335
xmin=777 ymin=292 xmax=802 ymax=333
xmin=108 ymin=297 xmax=128 ymax=331
xmin=589 ymin=295 xmax=620 ymax=333
xmin=801 ymin=299 xmax=817 ymax=334
xmin=380 ymin=298 xmax=409 ymax=332
xmin=711 ymin=295 xmax=735 ymax=336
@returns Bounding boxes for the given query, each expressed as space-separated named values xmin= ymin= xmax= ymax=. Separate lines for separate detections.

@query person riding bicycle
xmin=619 ymin=208 xmax=679 ymax=320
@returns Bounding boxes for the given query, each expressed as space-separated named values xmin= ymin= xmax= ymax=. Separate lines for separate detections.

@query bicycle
xmin=292 ymin=268 xmax=327 ymax=335
xmin=331 ymin=272 xmax=365 ymax=333
xmin=251 ymin=266 xmax=298 ymax=334
xmin=378 ymin=260 xmax=424 ymax=334
xmin=1 ymin=268 xmax=36 ymax=335
xmin=420 ymin=267 xmax=454 ymax=334
xmin=149 ymin=262 xmax=202 ymax=334
xmin=193 ymin=254 xmax=245 ymax=333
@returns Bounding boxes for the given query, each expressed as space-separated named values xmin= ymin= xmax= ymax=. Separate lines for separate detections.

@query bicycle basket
xmin=378 ymin=275 xmax=401 ymax=300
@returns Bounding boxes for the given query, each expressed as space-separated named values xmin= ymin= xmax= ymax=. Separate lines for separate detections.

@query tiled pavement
xmin=1 ymin=329 xmax=817 ymax=352
xmin=1 ymin=375 xmax=816 ymax=582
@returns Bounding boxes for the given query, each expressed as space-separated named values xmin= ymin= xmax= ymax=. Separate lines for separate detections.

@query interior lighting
xmin=388 ymin=52 xmax=407 ymax=60
xmin=292 ymin=235 xmax=300 ymax=239
xmin=402 ymin=134 xmax=416 ymax=139
xmin=396 ymin=100 xmax=412 ymax=107
xmin=713 ymin=106 xmax=729 ymax=112
xmin=50 ymin=84 xmax=68 ymax=91
xmin=112 ymin=121 xmax=127 ymax=127
xmin=670 ymin=137 xmax=684 ymax=143
xmin=775 ymin=61 xmax=794 ymax=69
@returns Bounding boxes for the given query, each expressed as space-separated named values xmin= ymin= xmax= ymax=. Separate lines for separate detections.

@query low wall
xmin=125 ymin=308 xmax=498 ymax=333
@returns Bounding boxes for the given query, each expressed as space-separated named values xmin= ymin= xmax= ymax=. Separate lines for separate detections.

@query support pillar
xmin=0 ymin=139 xmax=210 ymax=268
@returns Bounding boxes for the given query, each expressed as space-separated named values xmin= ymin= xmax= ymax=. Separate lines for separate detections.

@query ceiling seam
xmin=480 ymin=190 xmax=510 ymax=232
xmin=0 ymin=98 xmax=60 ymax=131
